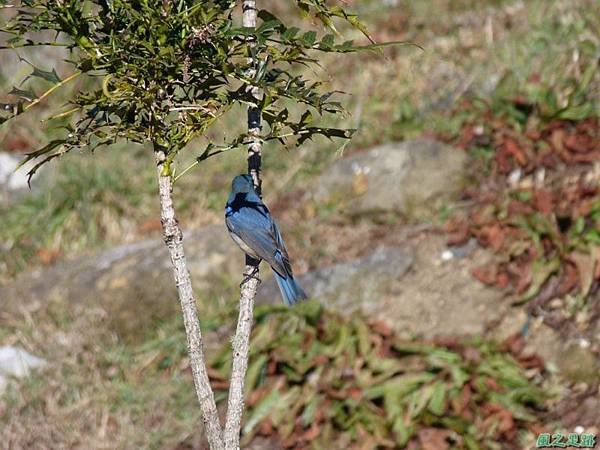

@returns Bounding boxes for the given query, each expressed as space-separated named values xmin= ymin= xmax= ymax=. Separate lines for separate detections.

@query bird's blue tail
xmin=273 ymin=270 xmax=307 ymax=306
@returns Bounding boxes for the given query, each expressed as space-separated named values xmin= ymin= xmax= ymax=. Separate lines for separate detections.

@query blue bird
xmin=225 ymin=174 xmax=307 ymax=306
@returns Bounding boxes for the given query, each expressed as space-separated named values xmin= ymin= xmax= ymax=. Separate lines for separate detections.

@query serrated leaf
xmin=256 ymin=19 xmax=280 ymax=36
xmin=319 ymin=34 xmax=335 ymax=49
xmin=281 ymin=26 xmax=300 ymax=41
xmin=9 ymin=86 xmax=36 ymax=101
xmin=20 ymin=139 xmax=67 ymax=165
xmin=28 ymin=66 xmax=61 ymax=84
xmin=301 ymin=31 xmax=316 ymax=46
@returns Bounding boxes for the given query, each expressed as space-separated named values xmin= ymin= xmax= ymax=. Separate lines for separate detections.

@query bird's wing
xmin=226 ymin=202 xmax=291 ymax=277
xmin=270 ymin=220 xmax=293 ymax=275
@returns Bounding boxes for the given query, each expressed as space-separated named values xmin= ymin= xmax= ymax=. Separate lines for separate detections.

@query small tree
xmin=0 ymin=1 xmax=403 ymax=448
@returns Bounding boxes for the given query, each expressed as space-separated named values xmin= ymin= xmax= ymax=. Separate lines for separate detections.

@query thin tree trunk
xmin=223 ymin=1 xmax=262 ymax=448
xmin=154 ymin=147 xmax=225 ymax=450
xmin=223 ymin=263 xmax=259 ymax=450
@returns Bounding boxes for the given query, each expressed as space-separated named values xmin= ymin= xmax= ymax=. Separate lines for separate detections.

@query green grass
xmin=0 ymin=149 xmax=156 ymax=279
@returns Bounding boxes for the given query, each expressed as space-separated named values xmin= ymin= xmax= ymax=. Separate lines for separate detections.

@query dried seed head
xmin=183 ymin=55 xmax=191 ymax=83
xmin=187 ymin=25 xmax=217 ymax=49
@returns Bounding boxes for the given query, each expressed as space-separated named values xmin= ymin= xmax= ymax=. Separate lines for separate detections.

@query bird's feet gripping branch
xmin=225 ymin=174 xmax=308 ymax=306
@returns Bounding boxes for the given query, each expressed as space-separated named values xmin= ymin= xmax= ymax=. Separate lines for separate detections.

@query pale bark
xmin=223 ymin=263 xmax=260 ymax=450
xmin=223 ymin=1 xmax=262 ymax=448
xmin=154 ymin=147 xmax=225 ymax=450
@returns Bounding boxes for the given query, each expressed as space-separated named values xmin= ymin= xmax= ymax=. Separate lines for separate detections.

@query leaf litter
xmin=444 ymin=102 xmax=599 ymax=323
xmin=210 ymin=302 xmax=550 ymax=449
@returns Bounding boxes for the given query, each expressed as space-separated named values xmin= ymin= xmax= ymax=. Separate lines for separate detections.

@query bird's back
xmin=225 ymin=191 xmax=291 ymax=277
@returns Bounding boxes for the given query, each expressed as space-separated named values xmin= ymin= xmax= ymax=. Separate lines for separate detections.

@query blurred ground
xmin=1 ymin=0 xmax=599 ymax=449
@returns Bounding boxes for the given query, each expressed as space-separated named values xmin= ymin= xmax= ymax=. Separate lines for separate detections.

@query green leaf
xmin=300 ymin=110 xmax=313 ymax=125
xmin=557 ymin=102 xmax=595 ymax=121
xmin=450 ymin=365 xmax=470 ymax=387
xmin=20 ymin=139 xmax=67 ymax=165
xmin=243 ymin=389 xmax=281 ymax=435
xmin=300 ymin=392 xmax=321 ymax=427
xmin=271 ymin=386 xmax=302 ymax=433
xmin=27 ymin=66 xmax=61 ymax=84
xmin=464 ymin=434 xmax=481 ymax=450
xmin=512 ymin=257 xmax=561 ymax=305
xmin=353 ymin=318 xmax=371 ymax=357
xmin=364 ymin=373 xmax=434 ymax=400
xmin=392 ymin=417 xmax=413 ymax=447
xmin=407 ymin=384 xmax=433 ymax=418
xmin=9 ymin=86 xmax=36 ymax=101
xmin=301 ymin=31 xmax=316 ymax=46
xmin=245 ymin=354 xmax=268 ymax=396
xmin=319 ymin=34 xmax=335 ymax=49
xmin=281 ymin=26 xmax=300 ymax=41
xmin=427 ymin=381 xmax=447 ymax=415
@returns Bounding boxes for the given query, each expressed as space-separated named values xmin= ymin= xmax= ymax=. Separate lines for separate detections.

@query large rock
xmin=258 ymin=234 xmax=508 ymax=339
xmin=1 ymin=228 xmax=508 ymax=343
xmin=311 ymin=139 xmax=467 ymax=219
xmin=0 ymin=225 xmax=242 ymax=343
xmin=257 ymin=246 xmax=414 ymax=313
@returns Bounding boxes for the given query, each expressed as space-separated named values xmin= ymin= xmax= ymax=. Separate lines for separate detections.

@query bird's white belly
xmin=230 ymin=233 xmax=260 ymax=260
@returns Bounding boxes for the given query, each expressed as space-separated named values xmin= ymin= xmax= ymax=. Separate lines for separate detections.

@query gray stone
xmin=0 ymin=153 xmax=28 ymax=191
xmin=557 ymin=343 xmax=599 ymax=385
xmin=0 ymin=346 xmax=47 ymax=394
xmin=493 ymin=310 xmax=600 ymax=383
xmin=258 ymin=234 xmax=508 ymax=340
xmin=0 ymin=346 xmax=47 ymax=378
xmin=1 ymin=228 xmax=509 ymax=344
xmin=311 ymin=139 xmax=467 ymax=219
xmin=0 ymin=152 xmax=41 ymax=202
xmin=0 ymin=225 xmax=242 ymax=343
xmin=256 ymin=246 xmax=414 ymax=314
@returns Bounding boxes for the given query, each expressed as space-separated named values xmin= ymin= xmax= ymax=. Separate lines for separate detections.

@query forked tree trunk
xmin=154 ymin=146 xmax=225 ymax=450
xmin=155 ymin=3 xmax=262 ymax=449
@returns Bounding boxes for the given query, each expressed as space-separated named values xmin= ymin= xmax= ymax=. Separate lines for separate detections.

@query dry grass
xmin=0 ymin=300 xmax=212 ymax=450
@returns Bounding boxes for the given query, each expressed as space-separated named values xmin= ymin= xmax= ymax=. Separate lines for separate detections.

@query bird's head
xmin=231 ymin=174 xmax=255 ymax=194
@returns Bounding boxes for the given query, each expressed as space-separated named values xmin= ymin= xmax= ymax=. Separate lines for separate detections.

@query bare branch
xmin=224 ymin=264 xmax=260 ymax=450
xmin=155 ymin=147 xmax=225 ymax=450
